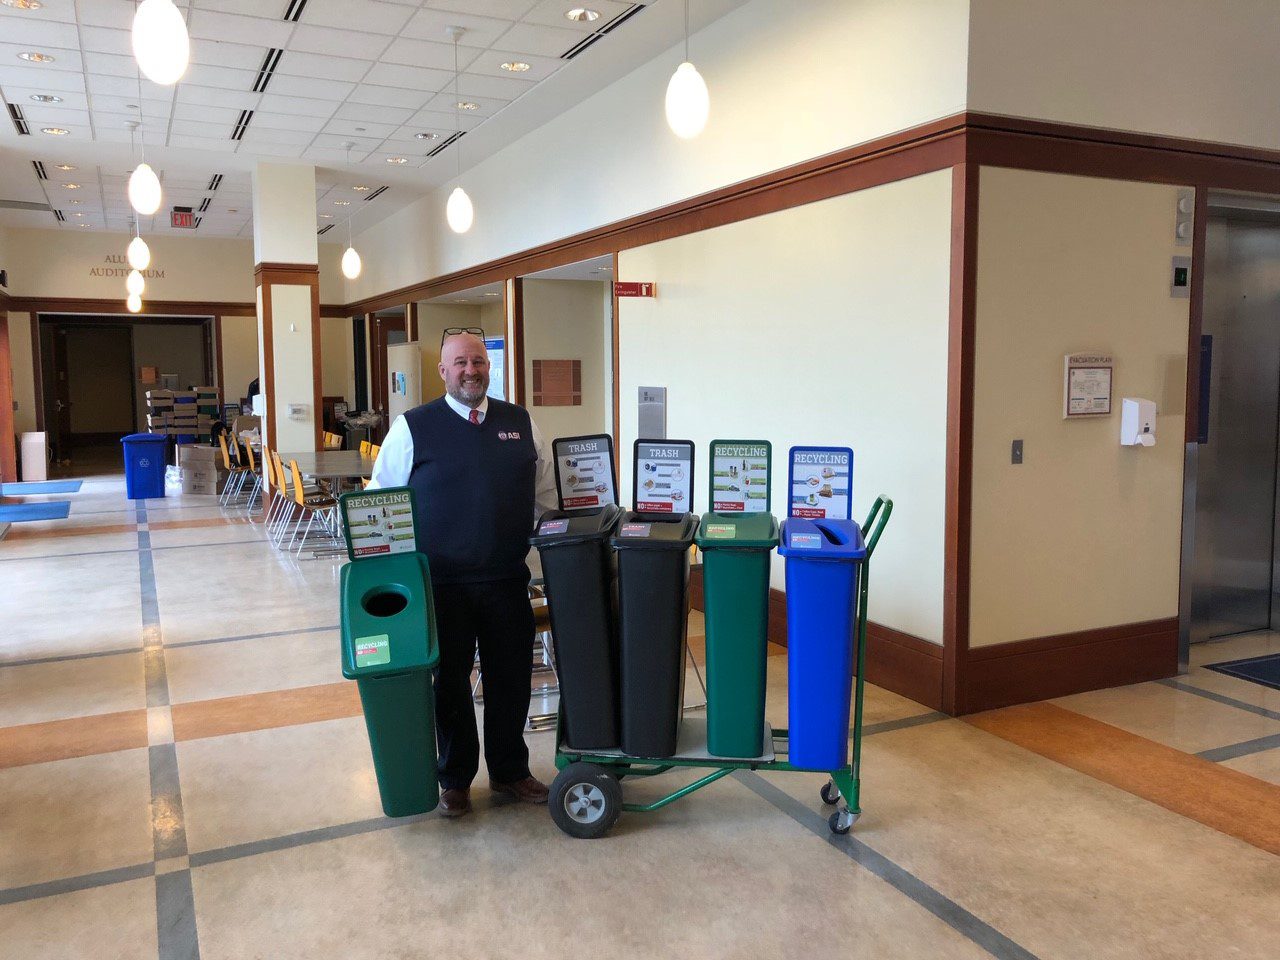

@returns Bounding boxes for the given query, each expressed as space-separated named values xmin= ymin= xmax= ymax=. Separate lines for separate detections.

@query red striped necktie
xmin=469 ymin=409 xmax=481 ymax=426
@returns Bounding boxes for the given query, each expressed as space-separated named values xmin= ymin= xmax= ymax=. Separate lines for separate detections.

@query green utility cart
xmin=549 ymin=495 xmax=893 ymax=839
xmin=339 ymin=487 xmax=441 ymax=817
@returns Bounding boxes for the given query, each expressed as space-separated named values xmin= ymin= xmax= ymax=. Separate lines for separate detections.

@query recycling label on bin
xmin=354 ymin=634 xmax=391 ymax=668
xmin=789 ymin=533 xmax=823 ymax=550
xmin=633 ymin=440 xmax=694 ymax=513
xmin=553 ymin=435 xmax=618 ymax=511
xmin=788 ymin=446 xmax=853 ymax=520
xmin=341 ymin=487 xmax=418 ymax=560
xmin=704 ymin=522 xmax=737 ymax=540
xmin=709 ymin=440 xmax=770 ymax=513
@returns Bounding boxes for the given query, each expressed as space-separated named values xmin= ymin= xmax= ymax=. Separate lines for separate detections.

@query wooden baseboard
xmin=963 ymin=618 xmax=1179 ymax=714
xmin=688 ymin=565 xmax=945 ymax=711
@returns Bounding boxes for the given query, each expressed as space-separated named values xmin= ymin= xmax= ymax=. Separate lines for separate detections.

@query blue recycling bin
xmin=778 ymin=516 xmax=867 ymax=770
xmin=121 ymin=433 xmax=168 ymax=500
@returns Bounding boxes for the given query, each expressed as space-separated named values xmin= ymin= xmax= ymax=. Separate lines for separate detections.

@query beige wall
xmin=7 ymin=311 xmax=37 ymax=435
xmin=220 ymin=315 xmax=259 ymax=410
xmin=263 ymin=284 xmax=317 ymax=453
xmin=619 ymin=171 xmax=954 ymax=642
xmin=320 ymin=315 xmax=355 ymax=405
xmin=968 ymin=168 xmax=1191 ymax=646
xmin=522 ymin=279 xmax=611 ymax=444
xmin=415 ymin=302 xmax=505 ymax=404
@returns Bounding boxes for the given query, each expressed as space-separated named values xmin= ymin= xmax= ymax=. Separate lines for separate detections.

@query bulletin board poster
xmin=709 ymin=439 xmax=771 ymax=513
xmin=553 ymin=435 xmax=618 ymax=511
xmin=341 ymin=487 xmax=418 ymax=560
xmin=485 ymin=337 xmax=506 ymax=401
xmin=633 ymin=440 xmax=694 ymax=513
xmin=788 ymin=446 xmax=853 ymax=520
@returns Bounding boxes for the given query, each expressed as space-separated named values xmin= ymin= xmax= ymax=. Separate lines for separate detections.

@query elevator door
xmin=1191 ymin=215 xmax=1280 ymax=641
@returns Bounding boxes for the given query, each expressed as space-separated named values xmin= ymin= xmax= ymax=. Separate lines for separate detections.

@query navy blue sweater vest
xmin=404 ymin=397 xmax=537 ymax=584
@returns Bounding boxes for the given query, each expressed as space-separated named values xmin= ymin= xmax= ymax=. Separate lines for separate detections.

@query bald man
xmin=369 ymin=331 xmax=556 ymax=818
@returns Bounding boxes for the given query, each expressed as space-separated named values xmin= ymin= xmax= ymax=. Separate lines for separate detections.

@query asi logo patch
xmin=498 ymin=431 xmax=521 ymax=441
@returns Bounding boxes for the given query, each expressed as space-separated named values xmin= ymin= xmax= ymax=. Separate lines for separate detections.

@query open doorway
xmin=517 ymin=255 xmax=615 ymax=449
xmin=368 ymin=308 xmax=406 ymax=442
xmin=417 ymin=282 xmax=508 ymax=406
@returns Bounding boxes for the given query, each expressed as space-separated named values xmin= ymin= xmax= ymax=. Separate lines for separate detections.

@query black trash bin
xmin=530 ymin=504 xmax=622 ymax=750
xmin=611 ymin=511 xmax=698 ymax=757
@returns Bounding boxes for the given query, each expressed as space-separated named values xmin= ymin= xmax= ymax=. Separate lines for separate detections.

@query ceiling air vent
xmin=284 ymin=0 xmax=308 ymax=22
xmin=317 ymin=223 xmax=335 ymax=235
xmin=194 ymin=216 xmax=202 ymax=228
xmin=198 ymin=197 xmax=210 ymax=212
xmin=0 ymin=199 xmax=52 ymax=211
xmin=562 ymin=3 xmax=647 ymax=60
xmin=427 ymin=131 xmax=463 ymax=158
xmin=207 ymin=173 xmax=223 ymax=191
xmin=252 ymin=47 xmax=284 ymax=94
xmin=32 ymin=160 xmax=47 ymax=180
xmin=363 ymin=185 xmax=388 ymax=201
xmin=54 ymin=209 xmax=66 ymax=222
xmin=7 ymin=102 xmax=31 ymax=135
xmin=231 ymin=110 xmax=254 ymax=141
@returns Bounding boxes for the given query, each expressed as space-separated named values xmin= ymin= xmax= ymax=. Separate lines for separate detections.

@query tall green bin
xmin=340 ymin=495 xmax=441 ymax=817
xmin=695 ymin=511 xmax=779 ymax=757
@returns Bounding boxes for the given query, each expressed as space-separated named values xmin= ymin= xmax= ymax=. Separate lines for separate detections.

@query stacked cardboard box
xmin=177 ymin=443 xmax=221 ymax=495
xmin=145 ymin=387 xmax=221 ymax=438
xmin=145 ymin=389 xmax=175 ymax=434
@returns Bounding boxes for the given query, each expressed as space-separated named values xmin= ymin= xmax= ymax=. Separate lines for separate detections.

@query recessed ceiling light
xmin=319 ymin=213 xmax=333 ymax=218
xmin=566 ymin=8 xmax=599 ymax=22
xmin=78 ymin=223 xmax=90 ymax=227
xmin=61 ymin=182 xmax=80 ymax=189
xmin=333 ymin=199 xmax=350 ymax=206
xmin=385 ymin=156 xmax=408 ymax=164
xmin=501 ymin=61 xmax=530 ymax=72
xmin=18 ymin=51 xmax=55 ymax=63
xmin=415 ymin=132 xmax=439 ymax=140
xmin=68 ymin=199 xmax=81 ymax=204
xmin=228 ymin=208 xmax=238 ymax=213
xmin=456 ymin=101 xmax=479 ymax=111
xmin=483 ymin=292 xmax=500 ymax=297
xmin=41 ymin=126 xmax=69 ymax=135
xmin=352 ymin=185 xmax=371 ymax=192
xmin=30 ymin=93 xmax=62 ymax=103
xmin=3 ymin=0 xmax=44 ymax=9
xmin=55 ymin=163 xmax=76 ymax=171
xmin=72 ymin=212 xmax=83 ymax=217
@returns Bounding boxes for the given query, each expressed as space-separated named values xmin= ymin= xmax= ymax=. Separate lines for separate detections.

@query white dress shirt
xmin=367 ymin=394 xmax=558 ymax=517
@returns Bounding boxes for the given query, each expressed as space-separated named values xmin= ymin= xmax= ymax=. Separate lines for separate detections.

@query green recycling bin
xmin=341 ymin=549 xmax=441 ymax=817
xmin=696 ymin=510 xmax=779 ymax=758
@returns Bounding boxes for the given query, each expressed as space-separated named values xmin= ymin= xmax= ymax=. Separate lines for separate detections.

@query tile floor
xmin=2 ymin=468 xmax=1279 ymax=959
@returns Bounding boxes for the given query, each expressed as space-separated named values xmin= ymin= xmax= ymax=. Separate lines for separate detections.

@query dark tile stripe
xmin=156 ymin=870 xmax=200 ymax=960
xmin=0 ymin=645 xmax=142 ymax=669
xmin=0 ymin=862 xmax=155 ymax=906
xmin=862 ymin=711 xmax=950 ymax=737
xmin=1156 ymin=677 xmax=1280 ymax=722
xmin=165 ymin=624 xmax=339 ymax=650
xmin=188 ymin=813 xmax=431 ymax=868
xmin=150 ymin=744 xmax=189 ymax=860
xmin=1197 ymin=732 xmax=1280 ymax=763
xmin=736 ymin=771 xmax=1040 ymax=960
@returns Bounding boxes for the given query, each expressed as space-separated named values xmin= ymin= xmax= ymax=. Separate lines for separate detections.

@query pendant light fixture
xmin=127 ymin=218 xmax=151 ymax=270
xmin=445 ymin=26 xmax=474 ymax=234
xmin=340 ymin=143 xmax=362 ymax=280
xmin=126 ymin=268 xmax=146 ymax=297
xmin=665 ymin=0 xmax=709 ymax=139
xmin=127 ymin=113 xmax=161 ymax=216
xmin=126 ymin=292 xmax=143 ymax=313
xmin=131 ymin=0 xmax=189 ymax=85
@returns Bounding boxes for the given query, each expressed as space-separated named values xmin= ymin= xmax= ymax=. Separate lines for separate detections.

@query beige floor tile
xmin=0 ymin=532 xmax=139 ymax=561
xmin=1053 ymin=680 xmax=1280 ymax=752
xmin=1180 ymin=665 xmax=1280 ymax=714
xmin=178 ymin=716 xmax=383 ymax=853
xmin=165 ymin=630 xmax=343 ymax=704
xmin=0 ymin=749 xmax=153 ymax=889
xmin=0 ymin=652 xmax=146 ymax=726
xmin=771 ymin=720 xmax=1280 ymax=960
xmin=190 ymin=776 xmax=993 ymax=960
xmin=0 ymin=878 xmax=158 ymax=960
xmin=148 ymin=523 xmax=267 ymax=550
xmin=0 ymin=553 xmax=142 ymax=663
xmin=1190 ymin=630 xmax=1280 ymax=667
xmin=1222 ymin=746 xmax=1280 ymax=785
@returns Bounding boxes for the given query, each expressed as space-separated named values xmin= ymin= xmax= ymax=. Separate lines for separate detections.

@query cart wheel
xmin=828 ymin=809 xmax=858 ymax=835
xmin=550 ymin=763 xmax=622 ymax=839
xmin=820 ymin=781 xmax=840 ymax=806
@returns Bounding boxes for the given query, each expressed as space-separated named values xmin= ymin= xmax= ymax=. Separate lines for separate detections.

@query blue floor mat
xmin=0 ymin=480 xmax=83 ymax=495
xmin=1205 ymin=653 xmax=1280 ymax=692
xmin=0 ymin=501 xmax=72 ymax=522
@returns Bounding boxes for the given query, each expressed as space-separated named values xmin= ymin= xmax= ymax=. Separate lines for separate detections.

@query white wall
xmin=252 ymin=163 xmax=319 ymax=267
xmin=522 ymin=279 xmax=610 ymax=443
xmin=220 ymin=315 xmax=259 ymax=409
xmin=969 ymin=168 xmax=1191 ymax=646
xmin=6 ymin=311 xmax=37 ymax=434
xmin=344 ymin=0 xmax=970 ymax=301
xmin=969 ymin=0 xmax=1280 ymax=151
xmin=265 ymin=284 xmax=316 ymax=452
xmin=619 ymin=170 xmax=953 ymax=642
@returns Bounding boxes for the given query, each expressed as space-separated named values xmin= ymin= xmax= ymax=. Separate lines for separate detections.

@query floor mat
xmin=0 ymin=501 xmax=72 ymax=522
xmin=1205 ymin=653 xmax=1280 ymax=692
xmin=0 ymin=480 xmax=84 ymax=495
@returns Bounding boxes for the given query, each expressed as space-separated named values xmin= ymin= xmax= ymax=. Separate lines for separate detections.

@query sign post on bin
xmin=552 ymin=434 xmax=618 ymax=511
xmin=339 ymin=486 xmax=419 ymax=561
xmin=787 ymin=446 xmax=854 ymax=520
xmin=632 ymin=439 xmax=694 ymax=515
xmin=707 ymin=439 xmax=771 ymax=515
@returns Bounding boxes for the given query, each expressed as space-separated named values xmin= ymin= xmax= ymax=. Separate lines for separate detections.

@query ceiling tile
xmin=22 ymin=104 xmax=91 ymax=126
xmin=494 ymin=22 xmax=583 ymax=58
xmin=362 ymin=61 xmax=453 ymax=93
xmin=1 ymin=84 xmax=89 ymax=111
xmin=401 ymin=9 xmax=515 ymax=48
xmin=190 ymin=0 xmax=270 ymax=18
xmin=386 ymin=125 xmax=452 ymax=144
xmin=470 ymin=48 xmax=563 ymax=83
xmin=0 ymin=40 xmax=84 ymax=70
xmin=299 ymin=0 xmax=416 ymax=35
xmin=310 ymin=133 xmax=382 ymax=153
xmin=288 ymin=24 xmax=390 ymax=61
xmin=380 ymin=36 xmax=481 ymax=72
xmin=174 ymin=84 xmax=258 ymax=110
xmin=91 ymin=94 xmax=174 ymax=116
xmin=186 ymin=9 xmax=295 ymax=48
xmin=345 ymin=82 xmax=431 ymax=110
xmin=0 ymin=13 xmax=82 ymax=48
xmin=262 ymin=74 xmax=355 ymax=100
xmin=170 ymin=118 xmax=232 ymax=139
xmin=322 ymin=118 xmax=398 ymax=139
xmin=422 ymin=92 xmax=509 ymax=120
xmin=0 ymin=0 xmax=76 ymax=23
xmin=523 ymin=0 xmax=634 ymax=31
xmin=250 ymin=111 xmax=331 ymax=133
xmin=238 ymin=126 xmax=316 ymax=146
xmin=190 ymin=38 xmax=270 ymax=71
xmin=83 ymin=50 xmax=144 ymax=80
xmin=78 ymin=26 xmax=133 ymax=58
xmin=184 ymin=62 xmax=262 ymax=91
xmin=274 ymin=50 xmax=370 ymax=84
xmin=424 ymin=0 xmax=539 ymax=19
xmin=0 ymin=64 xmax=86 ymax=92
xmin=166 ymin=135 xmax=240 ymax=153
xmin=454 ymin=71 xmax=534 ymax=101
xmin=332 ymin=101 xmax=414 ymax=125
xmin=172 ymin=102 xmax=245 ymax=125
xmin=255 ymin=93 xmax=337 ymax=118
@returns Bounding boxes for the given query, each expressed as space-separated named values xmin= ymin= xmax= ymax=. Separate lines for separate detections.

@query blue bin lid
xmin=778 ymin=517 xmax=867 ymax=560
xmin=121 ymin=433 xmax=168 ymax=444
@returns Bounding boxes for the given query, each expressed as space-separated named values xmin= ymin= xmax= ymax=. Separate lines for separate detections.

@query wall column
xmin=252 ymin=163 xmax=322 ymax=501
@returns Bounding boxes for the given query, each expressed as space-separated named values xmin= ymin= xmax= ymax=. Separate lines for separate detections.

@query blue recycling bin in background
xmin=121 ymin=433 xmax=168 ymax=500
xmin=778 ymin=516 xmax=867 ymax=770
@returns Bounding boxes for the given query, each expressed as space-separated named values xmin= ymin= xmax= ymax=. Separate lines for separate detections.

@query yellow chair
xmin=359 ymin=440 xmax=372 ymax=458
xmin=218 ymin=433 xmax=249 ymax=506
xmin=287 ymin=459 xmax=337 ymax=556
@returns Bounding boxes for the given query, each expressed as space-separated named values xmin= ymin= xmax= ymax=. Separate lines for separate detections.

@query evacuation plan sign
xmin=788 ymin=446 xmax=853 ymax=520
xmin=708 ymin=439 xmax=771 ymax=513
xmin=341 ymin=488 xmax=418 ymax=560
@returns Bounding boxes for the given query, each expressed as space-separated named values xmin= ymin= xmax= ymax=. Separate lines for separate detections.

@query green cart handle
xmin=861 ymin=496 xmax=893 ymax=558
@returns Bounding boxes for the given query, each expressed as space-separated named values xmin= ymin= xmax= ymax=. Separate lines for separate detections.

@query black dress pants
xmin=432 ymin=578 xmax=534 ymax=789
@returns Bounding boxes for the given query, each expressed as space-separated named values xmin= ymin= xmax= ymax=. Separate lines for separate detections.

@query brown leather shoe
xmin=438 ymin=787 xmax=471 ymax=818
xmin=489 ymin=776 xmax=549 ymax=804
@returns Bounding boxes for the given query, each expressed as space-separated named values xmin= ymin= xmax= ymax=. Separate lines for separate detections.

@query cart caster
xmin=828 ymin=809 xmax=859 ymax=835
xmin=820 ymin=780 xmax=840 ymax=806
xmin=550 ymin=762 xmax=622 ymax=839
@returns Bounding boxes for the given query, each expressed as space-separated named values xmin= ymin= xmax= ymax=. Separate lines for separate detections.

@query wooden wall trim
xmin=512 ymin=277 xmax=526 ymax=405
xmin=28 ymin=313 xmax=42 ymax=432
xmin=0 ymin=313 xmax=16 ymax=483
xmin=310 ymin=283 xmax=322 ymax=450
xmin=254 ymin=262 xmax=320 ymax=287
xmin=610 ymin=253 xmax=620 ymax=467
xmin=213 ymin=316 xmax=224 ymax=402
xmin=258 ymin=283 xmax=276 ymax=475
xmin=1184 ymin=188 xmax=1209 ymax=442
xmin=13 ymin=297 xmax=254 ymax=317
xmin=406 ymin=301 xmax=419 ymax=342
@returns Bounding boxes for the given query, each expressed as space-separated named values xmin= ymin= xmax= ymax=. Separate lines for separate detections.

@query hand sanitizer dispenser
xmin=1120 ymin=398 xmax=1156 ymax=447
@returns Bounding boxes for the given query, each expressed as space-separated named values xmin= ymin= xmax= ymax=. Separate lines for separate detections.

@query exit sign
xmin=614 ymin=281 xmax=655 ymax=298
xmin=171 ymin=208 xmax=195 ymax=229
